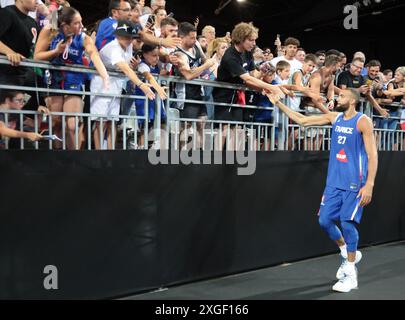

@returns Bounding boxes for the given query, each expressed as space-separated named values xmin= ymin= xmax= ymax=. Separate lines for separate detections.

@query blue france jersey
xmin=50 ymin=32 xmax=85 ymax=65
xmin=326 ymin=112 xmax=368 ymax=192
xmin=95 ymin=17 xmax=117 ymax=51
xmin=50 ymin=32 xmax=86 ymax=86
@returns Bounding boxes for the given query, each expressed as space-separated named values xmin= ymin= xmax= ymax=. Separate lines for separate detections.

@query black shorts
xmin=214 ymin=106 xmax=243 ymax=123
xmin=180 ymin=103 xmax=207 ymax=119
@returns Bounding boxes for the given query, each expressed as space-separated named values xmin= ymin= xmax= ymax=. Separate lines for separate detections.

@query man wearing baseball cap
xmin=90 ymin=20 xmax=163 ymax=150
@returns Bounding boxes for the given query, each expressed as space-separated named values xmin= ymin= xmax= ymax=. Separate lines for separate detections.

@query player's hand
xmin=357 ymin=184 xmax=373 ymax=207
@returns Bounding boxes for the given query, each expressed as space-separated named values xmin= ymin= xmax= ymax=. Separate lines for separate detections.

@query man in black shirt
xmin=337 ymin=57 xmax=368 ymax=93
xmin=0 ymin=0 xmax=40 ymax=109
xmin=213 ymin=22 xmax=282 ymax=150
xmin=338 ymin=57 xmax=388 ymax=119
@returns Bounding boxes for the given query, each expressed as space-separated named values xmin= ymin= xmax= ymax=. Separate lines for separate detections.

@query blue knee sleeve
xmin=341 ymin=221 xmax=359 ymax=252
xmin=319 ymin=216 xmax=342 ymax=242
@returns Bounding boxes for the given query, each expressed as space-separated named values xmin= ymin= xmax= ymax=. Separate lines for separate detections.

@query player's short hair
xmin=346 ymin=88 xmax=361 ymax=104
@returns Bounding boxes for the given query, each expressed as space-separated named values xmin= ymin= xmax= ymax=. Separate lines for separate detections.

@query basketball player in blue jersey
xmin=268 ymin=88 xmax=378 ymax=293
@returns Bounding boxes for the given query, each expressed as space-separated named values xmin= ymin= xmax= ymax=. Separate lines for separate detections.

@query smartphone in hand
xmin=147 ymin=14 xmax=156 ymax=26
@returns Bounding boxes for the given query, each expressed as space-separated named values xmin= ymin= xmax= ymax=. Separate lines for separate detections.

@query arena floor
xmin=126 ymin=241 xmax=405 ymax=300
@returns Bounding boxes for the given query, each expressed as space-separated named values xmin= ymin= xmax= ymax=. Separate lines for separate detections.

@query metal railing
xmin=1 ymin=56 xmax=404 ymax=152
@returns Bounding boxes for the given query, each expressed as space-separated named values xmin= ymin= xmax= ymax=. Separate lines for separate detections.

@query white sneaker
xmin=333 ymin=270 xmax=358 ymax=293
xmin=336 ymin=251 xmax=362 ymax=280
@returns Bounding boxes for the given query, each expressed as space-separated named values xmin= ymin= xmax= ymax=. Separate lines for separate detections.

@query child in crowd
xmin=133 ymin=44 xmax=168 ymax=149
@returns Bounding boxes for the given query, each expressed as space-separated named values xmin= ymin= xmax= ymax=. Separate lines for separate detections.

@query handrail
xmin=1 ymin=55 xmax=404 ymax=108
xmin=0 ymin=56 xmax=246 ymax=91
xmin=1 ymin=55 xmax=405 ymax=122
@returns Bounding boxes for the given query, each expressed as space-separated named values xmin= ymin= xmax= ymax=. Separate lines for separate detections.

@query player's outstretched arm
xmin=357 ymin=116 xmax=378 ymax=207
xmin=267 ymin=94 xmax=338 ymax=127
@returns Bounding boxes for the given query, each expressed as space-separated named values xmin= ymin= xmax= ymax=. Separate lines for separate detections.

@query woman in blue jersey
xmin=34 ymin=6 xmax=109 ymax=150
xmin=267 ymin=88 xmax=378 ymax=293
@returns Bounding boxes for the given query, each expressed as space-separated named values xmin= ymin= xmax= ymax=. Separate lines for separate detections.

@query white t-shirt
xmin=99 ymin=39 xmax=133 ymax=70
xmin=1 ymin=0 xmax=44 ymax=19
xmin=96 ymin=39 xmax=133 ymax=93
xmin=271 ymin=56 xmax=303 ymax=74
xmin=138 ymin=63 xmax=151 ymax=74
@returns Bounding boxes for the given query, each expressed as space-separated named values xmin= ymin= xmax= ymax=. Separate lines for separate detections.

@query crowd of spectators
xmin=0 ymin=0 xmax=404 ymax=150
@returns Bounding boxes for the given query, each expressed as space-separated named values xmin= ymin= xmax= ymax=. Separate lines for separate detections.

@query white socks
xmin=339 ymin=244 xmax=348 ymax=259
xmin=344 ymin=261 xmax=356 ymax=275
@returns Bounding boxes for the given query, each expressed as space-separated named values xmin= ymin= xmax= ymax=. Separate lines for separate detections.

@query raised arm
xmin=383 ymin=87 xmax=405 ymax=97
xmin=176 ymin=52 xmax=215 ymax=81
xmin=240 ymin=73 xmax=284 ymax=96
xmin=366 ymin=92 xmax=389 ymax=118
xmin=139 ymin=30 xmax=181 ymax=49
xmin=141 ymin=70 xmax=168 ymax=100
xmin=267 ymin=94 xmax=337 ymax=126
xmin=83 ymin=35 xmax=109 ymax=84
xmin=34 ymin=27 xmax=64 ymax=61
xmin=357 ymin=116 xmax=378 ymax=207
xmin=0 ymin=10 xmax=25 ymax=66
xmin=289 ymin=72 xmax=324 ymax=102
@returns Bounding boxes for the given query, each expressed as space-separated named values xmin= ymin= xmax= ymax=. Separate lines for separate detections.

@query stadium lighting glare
xmin=215 ymin=0 xmax=246 ymax=15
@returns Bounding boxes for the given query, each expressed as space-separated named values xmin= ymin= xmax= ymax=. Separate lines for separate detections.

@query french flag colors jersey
xmin=326 ymin=112 xmax=368 ymax=192
xmin=95 ymin=17 xmax=118 ymax=51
